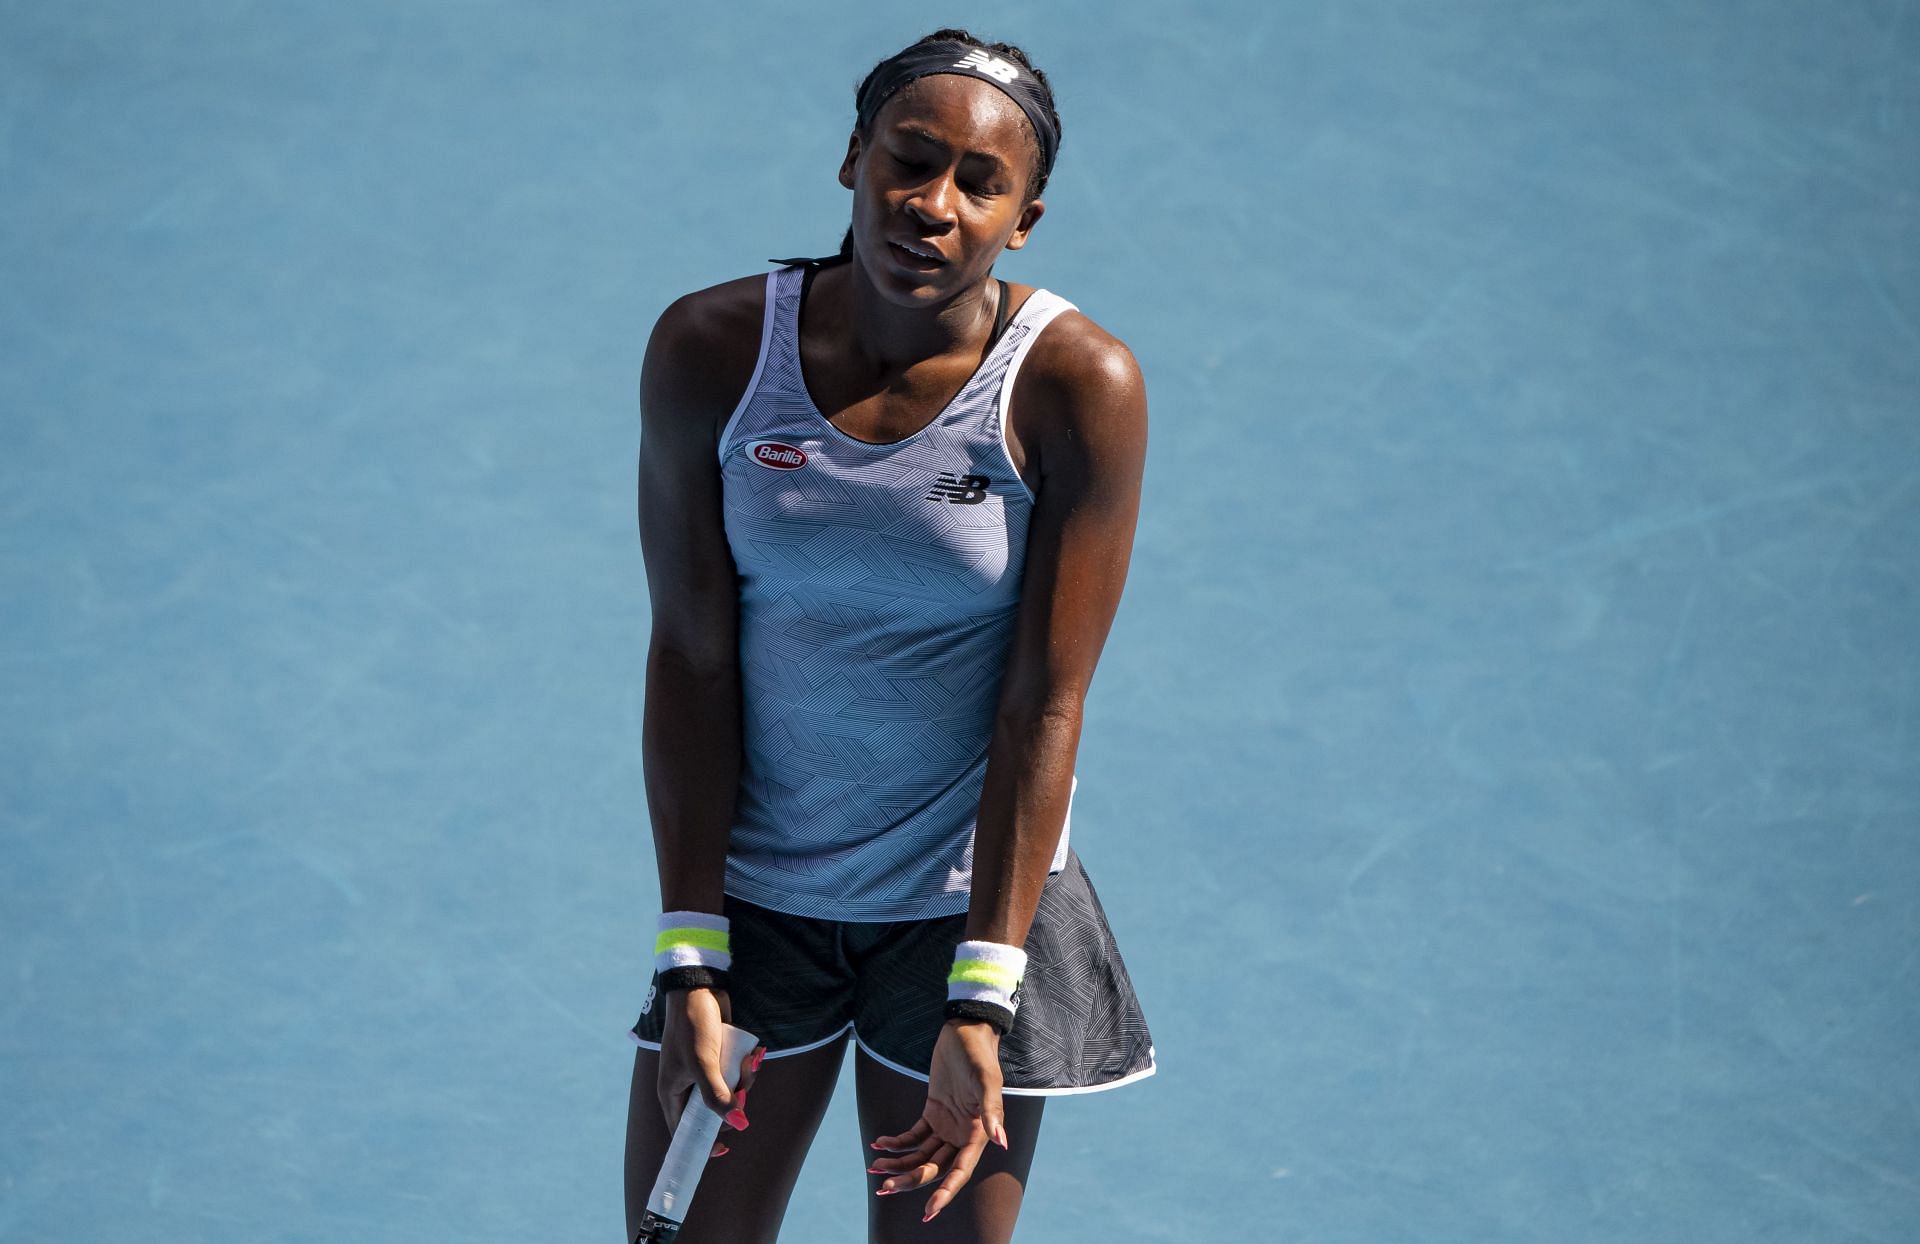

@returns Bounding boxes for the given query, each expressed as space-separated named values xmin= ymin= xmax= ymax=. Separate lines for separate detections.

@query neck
xmin=836 ymin=258 xmax=1000 ymax=374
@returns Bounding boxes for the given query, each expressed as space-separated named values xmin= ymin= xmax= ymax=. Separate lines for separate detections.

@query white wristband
xmin=654 ymin=910 xmax=731 ymax=975
xmin=946 ymin=940 xmax=1028 ymax=1017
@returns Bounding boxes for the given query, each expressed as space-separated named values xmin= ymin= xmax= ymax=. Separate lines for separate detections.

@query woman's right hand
xmin=656 ymin=986 xmax=760 ymax=1153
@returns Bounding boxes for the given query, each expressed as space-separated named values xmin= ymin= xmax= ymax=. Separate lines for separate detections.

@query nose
xmin=904 ymin=170 xmax=958 ymax=230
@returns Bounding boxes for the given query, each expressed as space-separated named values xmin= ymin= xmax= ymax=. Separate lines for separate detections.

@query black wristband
xmin=944 ymin=998 xmax=1015 ymax=1035
xmin=658 ymin=965 xmax=731 ymax=993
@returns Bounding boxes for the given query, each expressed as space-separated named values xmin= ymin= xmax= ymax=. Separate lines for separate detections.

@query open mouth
xmin=888 ymin=240 xmax=947 ymax=269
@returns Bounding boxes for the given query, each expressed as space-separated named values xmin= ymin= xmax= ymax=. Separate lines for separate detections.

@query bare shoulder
xmin=1015 ymin=305 xmax=1148 ymax=452
xmin=643 ymin=273 xmax=772 ymax=428
xmin=652 ymin=273 xmax=768 ymax=353
xmin=1025 ymin=308 xmax=1143 ymax=392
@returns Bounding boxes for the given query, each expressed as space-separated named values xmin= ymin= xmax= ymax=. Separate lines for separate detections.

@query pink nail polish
xmin=750 ymin=1047 xmax=766 ymax=1072
xmin=725 ymin=1109 xmax=750 ymax=1130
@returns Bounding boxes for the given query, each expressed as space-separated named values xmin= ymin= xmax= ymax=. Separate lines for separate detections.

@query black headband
xmin=855 ymin=41 xmax=1059 ymax=184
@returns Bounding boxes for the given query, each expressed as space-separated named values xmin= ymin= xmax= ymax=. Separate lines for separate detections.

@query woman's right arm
xmin=636 ymin=281 xmax=763 ymax=1127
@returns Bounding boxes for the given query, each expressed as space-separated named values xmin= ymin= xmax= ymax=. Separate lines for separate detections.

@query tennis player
xmin=625 ymin=29 xmax=1154 ymax=1243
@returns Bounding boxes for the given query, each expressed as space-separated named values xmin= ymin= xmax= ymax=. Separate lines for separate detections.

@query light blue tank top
xmin=717 ymin=264 xmax=1077 ymax=920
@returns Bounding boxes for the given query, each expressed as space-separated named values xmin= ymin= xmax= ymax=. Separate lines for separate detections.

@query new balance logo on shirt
xmin=927 ymin=473 xmax=991 ymax=504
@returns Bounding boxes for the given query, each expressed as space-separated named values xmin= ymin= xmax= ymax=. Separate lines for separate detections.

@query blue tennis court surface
xmin=3 ymin=2 xmax=1915 ymax=1239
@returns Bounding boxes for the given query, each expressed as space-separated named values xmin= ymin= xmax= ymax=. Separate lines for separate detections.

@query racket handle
xmin=635 ymin=1024 xmax=760 ymax=1243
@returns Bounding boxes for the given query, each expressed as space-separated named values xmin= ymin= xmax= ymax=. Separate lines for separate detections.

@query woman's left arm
xmin=969 ymin=316 xmax=1149 ymax=944
xmin=870 ymin=314 xmax=1149 ymax=1219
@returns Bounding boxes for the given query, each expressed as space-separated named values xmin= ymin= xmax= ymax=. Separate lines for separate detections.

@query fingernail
xmin=993 ymin=1122 xmax=1009 ymax=1150
xmin=875 ymin=1187 xmax=895 ymax=1197
xmin=869 ymin=1140 xmax=886 ymax=1151
xmin=710 ymin=1142 xmax=729 ymax=1158
xmin=725 ymin=1109 xmax=750 ymax=1130
xmin=923 ymin=1208 xmax=939 ymax=1223
xmin=751 ymin=1047 xmax=766 ymax=1072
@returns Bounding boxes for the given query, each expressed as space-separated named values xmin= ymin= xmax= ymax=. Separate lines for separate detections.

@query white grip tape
xmin=645 ymin=1023 xmax=760 ymax=1225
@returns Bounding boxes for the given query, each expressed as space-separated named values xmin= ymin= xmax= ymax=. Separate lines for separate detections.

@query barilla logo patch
xmin=748 ymin=441 xmax=807 ymax=470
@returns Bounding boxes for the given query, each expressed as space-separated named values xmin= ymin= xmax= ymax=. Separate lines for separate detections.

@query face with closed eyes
xmin=838 ymin=73 xmax=1047 ymax=306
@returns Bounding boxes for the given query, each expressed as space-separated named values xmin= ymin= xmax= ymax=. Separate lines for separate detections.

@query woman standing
xmin=625 ymin=30 xmax=1153 ymax=1243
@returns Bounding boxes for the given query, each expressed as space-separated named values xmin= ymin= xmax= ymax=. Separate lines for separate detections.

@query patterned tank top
xmin=717 ymin=263 xmax=1077 ymax=920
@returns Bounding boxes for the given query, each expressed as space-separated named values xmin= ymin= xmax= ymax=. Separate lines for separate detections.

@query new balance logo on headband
xmin=954 ymin=49 xmax=1021 ymax=84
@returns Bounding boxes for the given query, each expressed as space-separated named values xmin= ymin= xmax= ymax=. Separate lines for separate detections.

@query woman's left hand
xmin=867 ymin=1019 xmax=1011 ymax=1221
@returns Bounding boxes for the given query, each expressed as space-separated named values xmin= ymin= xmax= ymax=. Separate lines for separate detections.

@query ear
xmin=837 ymin=132 xmax=861 ymax=190
xmin=1002 ymin=198 xmax=1046 ymax=252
